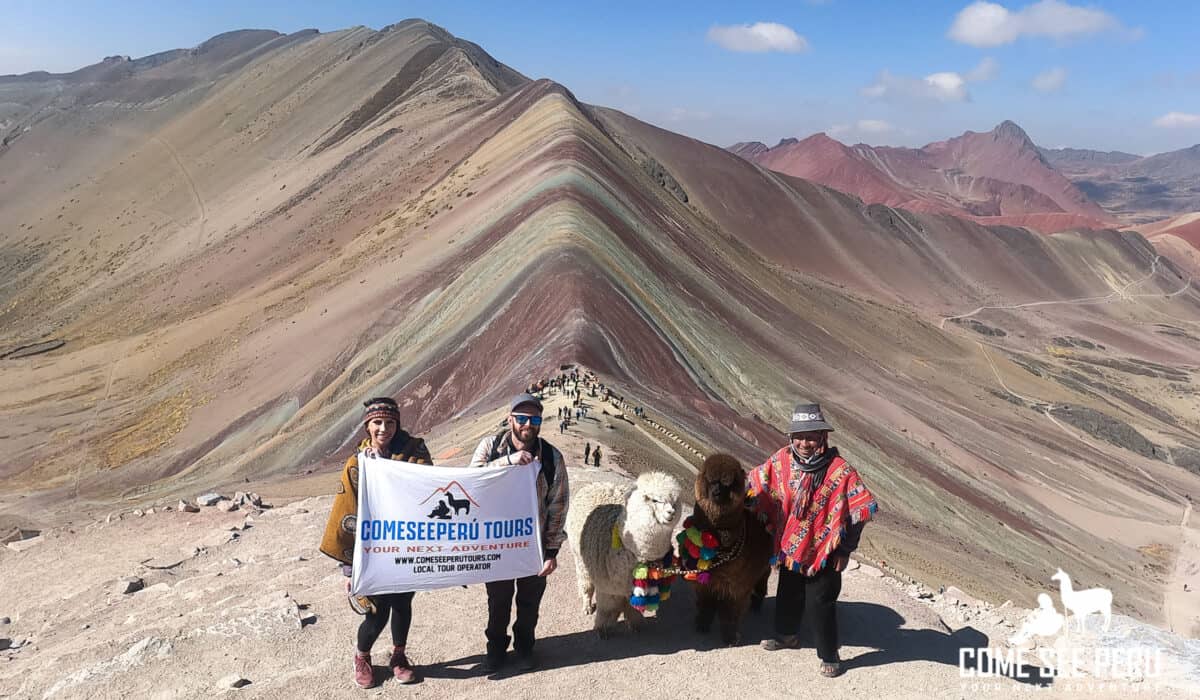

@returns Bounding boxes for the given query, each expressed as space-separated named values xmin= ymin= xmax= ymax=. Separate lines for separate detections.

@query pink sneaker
xmin=354 ymin=652 xmax=375 ymax=689
xmin=389 ymin=646 xmax=418 ymax=684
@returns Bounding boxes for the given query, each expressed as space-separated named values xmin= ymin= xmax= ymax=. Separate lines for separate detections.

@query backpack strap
xmin=486 ymin=430 xmax=510 ymax=463
xmin=537 ymin=437 xmax=557 ymax=489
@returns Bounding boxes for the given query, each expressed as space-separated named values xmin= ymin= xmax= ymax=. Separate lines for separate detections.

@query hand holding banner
xmin=351 ymin=455 xmax=545 ymax=596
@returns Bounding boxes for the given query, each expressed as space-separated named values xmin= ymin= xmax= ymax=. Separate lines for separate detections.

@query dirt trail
xmin=938 ymin=255 xmax=1194 ymax=330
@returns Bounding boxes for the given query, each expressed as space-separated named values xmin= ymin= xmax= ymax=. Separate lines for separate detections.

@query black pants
xmin=775 ymin=566 xmax=842 ymax=662
xmin=485 ymin=575 xmax=547 ymax=658
xmin=357 ymin=592 xmax=415 ymax=652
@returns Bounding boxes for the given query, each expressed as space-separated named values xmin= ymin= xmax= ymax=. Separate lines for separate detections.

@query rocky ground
xmin=2 ymin=449 xmax=1197 ymax=699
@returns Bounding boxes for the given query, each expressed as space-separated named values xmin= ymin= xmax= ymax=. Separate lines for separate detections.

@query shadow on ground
xmin=425 ymin=583 xmax=1053 ymax=687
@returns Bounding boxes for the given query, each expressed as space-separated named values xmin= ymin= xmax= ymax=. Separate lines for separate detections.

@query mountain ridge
xmin=728 ymin=121 xmax=1114 ymax=233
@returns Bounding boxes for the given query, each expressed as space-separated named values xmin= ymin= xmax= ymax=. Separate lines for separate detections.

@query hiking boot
xmin=389 ymin=646 xmax=418 ymax=684
xmin=353 ymin=652 xmax=375 ymax=689
xmin=482 ymin=651 xmax=506 ymax=675
xmin=760 ymin=635 xmax=801 ymax=651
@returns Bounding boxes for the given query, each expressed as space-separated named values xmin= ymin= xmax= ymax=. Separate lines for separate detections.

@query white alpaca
xmin=1007 ymin=593 xmax=1065 ymax=646
xmin=565 ymin=472 xmax=682 ymax=637
xmin=1051 ymin=568 xmax=1112 ymax=633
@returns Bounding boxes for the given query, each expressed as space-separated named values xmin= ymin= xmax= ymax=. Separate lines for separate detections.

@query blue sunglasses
xmin=511 ymin=414 xmax=543 ymax=426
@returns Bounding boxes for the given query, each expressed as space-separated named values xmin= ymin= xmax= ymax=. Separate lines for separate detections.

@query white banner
xmin=351 ymin=455 xmax=544 ymax=595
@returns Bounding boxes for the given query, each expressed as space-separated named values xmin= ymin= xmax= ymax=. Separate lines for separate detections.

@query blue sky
xmin=3 ymin=1 xmax=1198 ymax=154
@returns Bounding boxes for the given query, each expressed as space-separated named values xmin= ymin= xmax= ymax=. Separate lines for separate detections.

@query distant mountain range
xmin=1041 ymin=144 xmax=1200 ymax=223
xmin=731 ymin=123 xmax=1200 ymax=231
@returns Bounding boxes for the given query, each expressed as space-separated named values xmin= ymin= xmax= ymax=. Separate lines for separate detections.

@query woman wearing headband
xmin=320 ymin=397 xmax=433 ymax=689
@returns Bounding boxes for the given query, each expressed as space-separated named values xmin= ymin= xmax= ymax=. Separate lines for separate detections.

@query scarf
xmin=748 ymin=445 xmax=877 ymax=575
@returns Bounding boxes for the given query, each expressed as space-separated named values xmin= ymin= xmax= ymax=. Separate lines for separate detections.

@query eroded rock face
xmin=1048 ymin=405 xmax=1161 ymax=459
xmin=1172 ymin=446 xmax=1200 ymax=475
xmin=113 ymin=576 xmax=144 ymax=595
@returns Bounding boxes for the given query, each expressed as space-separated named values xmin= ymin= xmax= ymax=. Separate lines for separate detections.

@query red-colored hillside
xmin=731 ymin=121 xmax=1115 ymax=233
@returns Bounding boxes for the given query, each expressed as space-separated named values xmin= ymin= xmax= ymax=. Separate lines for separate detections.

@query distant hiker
xmin=584 ymin=442 xmax=591 ymax=463
xmin=470 ymin=393 xmax=569 ymax=673
xmin=320 ymin=397 xmax=433 ymax=688
xmin=748 ymin=402 xmax=877 ymax=678
xmin=592 ymin=446 xmax=602 ymax=467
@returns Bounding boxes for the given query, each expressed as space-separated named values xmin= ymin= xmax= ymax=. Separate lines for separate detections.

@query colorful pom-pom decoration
xmin=676 ymin=521 xmax=722 ymax=583
xmin=629 ymin=550 xmax=679 ymax=615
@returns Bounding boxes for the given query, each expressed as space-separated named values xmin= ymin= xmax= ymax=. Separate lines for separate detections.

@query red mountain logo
xmin=421 ymin=481 xmax=479 ymax=520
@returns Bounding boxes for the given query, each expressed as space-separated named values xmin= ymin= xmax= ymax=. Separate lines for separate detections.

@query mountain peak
xmin=798 ymin=132 xmax=843 ymax=146
xmin=992 ymin=120 xmax=1034 ymax=146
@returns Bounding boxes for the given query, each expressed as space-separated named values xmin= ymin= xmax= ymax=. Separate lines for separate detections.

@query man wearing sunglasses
xmin=469 ymin=393 xmax=570 ymax=675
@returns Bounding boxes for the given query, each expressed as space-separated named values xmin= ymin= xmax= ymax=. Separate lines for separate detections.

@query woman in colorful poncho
xmin=747 ymin=402 xmax=877 ymax=678
xmin=319 ymin=397 xmax=433 ymax=689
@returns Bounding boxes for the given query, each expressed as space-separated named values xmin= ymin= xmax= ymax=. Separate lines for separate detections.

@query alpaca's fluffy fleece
xmin=565 ymin=471 xmax=682 ymax=636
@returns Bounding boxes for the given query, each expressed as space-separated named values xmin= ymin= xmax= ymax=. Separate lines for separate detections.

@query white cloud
xmin=857 ymin=119 xmax=895 ymax=134
xmin=948 ymin=0 xmax=1134 ymax=47
xmin=925 ymin=72 xmax=969 ymax=99
xmin=707 ymin=22 xmax=809 ymax=53
xmin=863 ymin=70 xmax=970 ymax=103
xmin=965 ymin=56 xmax=999 ymax=81
xmin=1031 ymin=66 xmax=1068 ymax=93
xmin=1153 ymin=112 xmax=1200 ymax=128
xmin=830 ymin=119 xmax=896 ymax=138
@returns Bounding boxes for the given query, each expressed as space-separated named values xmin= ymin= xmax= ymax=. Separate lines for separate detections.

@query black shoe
xmin=482 ymin=653 xmax=506 ymax=675
xmin=515 ymin=652 xmax=538 ymax=672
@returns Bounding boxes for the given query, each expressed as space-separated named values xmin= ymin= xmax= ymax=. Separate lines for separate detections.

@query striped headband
xmin=362 ymin=401 xmax=400 ymax=425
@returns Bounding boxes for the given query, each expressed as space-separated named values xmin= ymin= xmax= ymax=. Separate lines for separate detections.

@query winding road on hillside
xmin=938 ymin=255 xmax=1194 ymax=330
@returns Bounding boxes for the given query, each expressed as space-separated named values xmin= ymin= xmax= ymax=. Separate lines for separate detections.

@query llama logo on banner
xmin=422 ymin=481 xmax=479 ymax=520
xmin=351 ymin=456 xmax=544 ymax=596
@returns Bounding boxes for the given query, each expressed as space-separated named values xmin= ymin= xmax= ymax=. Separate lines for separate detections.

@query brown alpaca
xmin=686 ymin=453 xmax=773 ymax=645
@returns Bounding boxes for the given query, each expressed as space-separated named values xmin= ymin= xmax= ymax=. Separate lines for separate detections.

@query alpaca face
xmin=696 ymin=461 xmax=746 ymax=513
xmin=632 ymin=472 xmax=682 ymax=526
xmin=628 ymin=486 xmax=680 ymax=527
xmin=640 ymin=490 xmax=678 ymax=525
